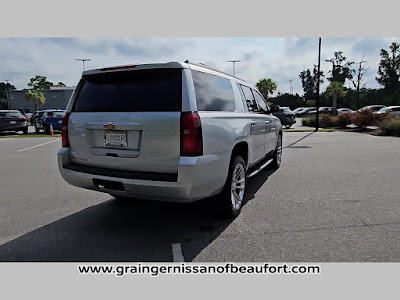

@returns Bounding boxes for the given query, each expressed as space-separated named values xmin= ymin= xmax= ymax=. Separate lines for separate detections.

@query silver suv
xmin=58 ymin=61 xmax=283 ymax=217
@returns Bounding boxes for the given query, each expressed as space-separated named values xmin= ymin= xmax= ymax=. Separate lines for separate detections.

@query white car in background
xmin=337 ymin=108 xmax=355 ymax=114
xmin=376 ymin=106 xmax=400 ymax=117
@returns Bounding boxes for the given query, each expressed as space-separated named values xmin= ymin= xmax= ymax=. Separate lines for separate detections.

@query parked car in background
xmin=308 ymin=107 xmax=335 ymax=115
xmin=30 ymin=111 xmax=44 ymax=126
xmin=35 ymin=109 xmax=66 ymax=133
xmin=359 ymin=105 xmax=386 ymax=112
xmin=337 ymin=108 xmax=355 ymax=114
xmin=292 ymin=107 xmax=309 ymax=117
xmin=0 ymin=110 xmax=28 ymax=134
xmin=58 ymin=61 xmax=283 ymax=218
xmin=271 ymin=106 xmax=296 ymax=128
xmin=297 ymin=107 xmax=316 ymax=117
xmin=376 ymin=106 xmax=400 ymax=117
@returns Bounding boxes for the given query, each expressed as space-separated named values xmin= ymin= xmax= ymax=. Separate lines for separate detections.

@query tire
xmin=44 ymin=126 xmax=50 ymax=134
xmin=219 ymin=155 xmax=247 ymax=218
xmin=285 ymin=124 xmax=292 ymax=129
xmin=110 ymin=194 xmax=130 ymax=200
xmin=35 ymin=124 xmax=40 ymax=133
xmin=271 ymin=133 xmax=283 ymax=169
xmin=22 ymin=127 xmax=28 ymax=134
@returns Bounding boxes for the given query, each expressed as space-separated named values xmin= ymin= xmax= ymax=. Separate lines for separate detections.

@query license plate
xmin=10 ymin=121 xmax=16 ymax=124
xmin=58 ymin=120 xmax=62 ymax=124
xmin=104 ymin=130 xmax=127 ymax=147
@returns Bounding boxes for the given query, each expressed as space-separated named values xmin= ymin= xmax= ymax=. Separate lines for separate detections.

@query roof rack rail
xmin=184 ymin=60 xmax=246 ymax=82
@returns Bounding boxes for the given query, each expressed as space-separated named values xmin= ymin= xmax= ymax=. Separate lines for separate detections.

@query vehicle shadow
xmin=0 ymin=168 xmax=276 ymax=262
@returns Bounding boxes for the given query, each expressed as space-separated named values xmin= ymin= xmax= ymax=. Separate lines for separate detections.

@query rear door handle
xmin=264 ymin=121 xmax=270 ymax=124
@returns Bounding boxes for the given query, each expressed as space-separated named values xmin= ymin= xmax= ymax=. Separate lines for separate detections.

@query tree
xmin=271 ymin=93 xmax=304 ymax=109
xmin=351 ymin=54 xmax=368 ymax=109
xmin=376 ymin=42 xmax=400 ymax=92
xmin=256 ymin=78 xmax=277 ymax=99
xmin=0 ymin=81 xmax=16 ymax=100
xmin=325 ymin=81 xmax=347 ymax=113
xmin=0 ymin=98 xmax=8 ymax=109
xmin=27 ymin=76 xmax=53 ymax=91
xmin=326 ymin=51 xmax=353 ymax=84
xmin=25 ymin=89 xmax=46 ymax=112
xmin=299 ymin=65 xmax=324 ymax=100
xmin=306 ymin=100 xmax=315 ymax=107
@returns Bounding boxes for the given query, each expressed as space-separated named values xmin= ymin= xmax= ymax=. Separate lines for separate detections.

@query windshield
xmin=283 ymin=108 xmax=293 ymax=113
xmin=378 ymin=107 xmax=389 ymax=113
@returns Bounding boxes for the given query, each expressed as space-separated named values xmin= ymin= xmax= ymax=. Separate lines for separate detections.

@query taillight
xmin=61 ymin=113 xmax=70 ymax=147
xmin=180 ymin=112 xmax=203 ymax=156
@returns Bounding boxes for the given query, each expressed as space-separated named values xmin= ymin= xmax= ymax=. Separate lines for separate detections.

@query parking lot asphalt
xmin=0 ymin=131 xmax=399 ymax=262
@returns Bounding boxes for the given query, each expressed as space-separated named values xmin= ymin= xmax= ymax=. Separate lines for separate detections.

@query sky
xmin=1 ymin=37 xmax=399 ymax=96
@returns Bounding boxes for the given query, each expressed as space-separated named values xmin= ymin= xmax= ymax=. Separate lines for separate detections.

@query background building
xmin=9 ymin=87 xmax=74 ymax=113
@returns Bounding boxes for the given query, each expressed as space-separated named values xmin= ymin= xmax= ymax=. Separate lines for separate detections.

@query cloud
xmin=1 ymin=37 xmax=400 ymax=96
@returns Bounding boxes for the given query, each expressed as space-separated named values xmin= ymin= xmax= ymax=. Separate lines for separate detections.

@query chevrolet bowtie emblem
xmin=104 ymin=123 xmax=117 ymax=129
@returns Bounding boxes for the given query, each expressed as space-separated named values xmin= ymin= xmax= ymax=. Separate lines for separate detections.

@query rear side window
xmin=240 ymin=85 xmax=259 ymax=112
xmin=252 ymin=89 xmax=268 ymax=112
xmin=73 ymin=68 xmax=182 ymax=112
xmin=191 ymin=70 xmax=235 ymax=112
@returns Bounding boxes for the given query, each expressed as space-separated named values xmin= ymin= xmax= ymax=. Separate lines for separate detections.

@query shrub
xmin=351 ymin=109 xmax=377 ymax=129
xmin=335 ymin=113 xmax=352 ymax=128
xmin=351 ymin=110 xmax=397 ymax=130
xmin=374 ymin=112 xmax=396 ymax=124
xmin=378 ymin=117 xmax=400 ymax=137
xmin=302 ymin=114 xmax=338 ymax=128
xmin=319 ymin=114 xmax=335 ymax=128
xmin=302 ymin=116 xmax=316 ymax=127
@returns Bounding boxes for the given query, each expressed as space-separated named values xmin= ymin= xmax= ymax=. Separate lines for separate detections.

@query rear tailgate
xmin=0 ymin=111 xmax=26 ymax=128
xmin=67 ymin=68 xmax=183 ymax=175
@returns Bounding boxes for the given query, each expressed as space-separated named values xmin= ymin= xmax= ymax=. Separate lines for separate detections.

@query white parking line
xmin=17 ymin=139 xmax=59 ymax=152
xmin=171 ymin=243 xmax=185 ymax=262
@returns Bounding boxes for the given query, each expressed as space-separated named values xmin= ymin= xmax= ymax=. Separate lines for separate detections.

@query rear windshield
xmin=73 ymin=68 xmax=182 ymax=112
xmin=47 ymin=111 xmax=65 ymax=117
xmin=0 ymin=111 xmax=23 ymax=118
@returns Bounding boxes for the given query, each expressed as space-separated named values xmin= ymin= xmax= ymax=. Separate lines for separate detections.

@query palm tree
xmin=256 ymin=78 xmax=277 ymax=99
xmin=25 ymin=89 xmax=46 ymax=112
xmin=325 ymin=81 xmax=347 ymax=114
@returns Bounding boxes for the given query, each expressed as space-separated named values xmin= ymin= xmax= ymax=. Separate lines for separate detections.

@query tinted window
xmin=240 ymin=85 xmax=259 ymax=112
xmin=47 ymin=111 xmax=65 ymax=117
xmin=73 ymin=68 xmax=182 ymax=112
xmin=253 ymin=90 xmax=268 ymax=112
xmin=0 ymin=111 xmax=23 ymax=118
xmin=192 ymin=70 xmax=235 ymax=112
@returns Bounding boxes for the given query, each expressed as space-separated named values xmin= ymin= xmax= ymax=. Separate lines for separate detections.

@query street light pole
xmin=227 ymin=60 xmax=241 ymax=76
xmin=316 ymin=38 xmax=322 ymax=131
xmin=75 ymin=58 xmax=91 ymax=71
